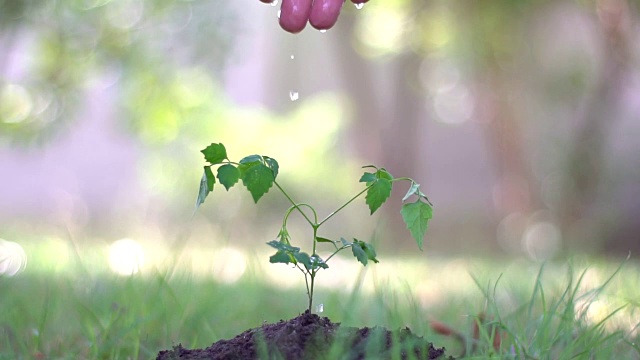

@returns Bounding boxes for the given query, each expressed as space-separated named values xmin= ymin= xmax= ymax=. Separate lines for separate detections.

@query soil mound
xmin=157 ymin=311 xmax=451 ymax=360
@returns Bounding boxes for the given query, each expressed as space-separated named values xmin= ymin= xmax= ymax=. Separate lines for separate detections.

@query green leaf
xmin=366 ymin=178 xmax=392 ymax=214
xmin=376 ymin=168 xmax=393 ymax=181
xmin=340 ymin=237 xmax=351 ymax=247
xmin=266 ymin=240 xmax=299 ymax=253
xmin=277 ymin=228 xmax=291 ymax=244
xmin=264 ymin=156 xmax=279 ymax=179
xmin=361 ymin=242 xmax=379 ymax=263
xmin=269 ymin=251 xmax=292 ymax=264
xmin=400 ymin=200 xmax=433 ymax=250
xmin=195 ymin=169 xmax=211 ymax=209
xmin=294 ymin=252 xmax=312 ymax=269
xmin=241 ymin=163 xmax=274 ymax=203
xmin=310 ymin=255 xmax=329 ymax=269
xmin=352 ymin=243 xmax=368 ymax=266
xmin=217 ymin=164 xmax=240 ymax=191
xmin=239 ymin=154 xmax=262 ymax=164
xmin=359 ymin=172 xmax=376 ymax=184
xmin=201 ymin=143 xmax=227 ymax=164
xmin=352 ymin=239 xmax=379 ymax=265
xmin=316 ymin=236 xmax=337 ymax=249
xmin=204 ymin=166 xmax=215 ymax=191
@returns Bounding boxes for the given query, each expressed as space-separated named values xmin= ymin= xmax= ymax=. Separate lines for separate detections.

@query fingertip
xmin=279 ymin=0 xmax=313 ymax=33
xmin=309 ymin=0 xmax=343 ymax=30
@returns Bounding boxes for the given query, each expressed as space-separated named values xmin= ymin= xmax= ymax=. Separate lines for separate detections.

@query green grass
xmin=1 ymin=249 xmax=639 ymax=359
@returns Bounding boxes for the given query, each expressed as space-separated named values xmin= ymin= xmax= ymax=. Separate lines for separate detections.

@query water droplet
xmin=271 ymin=0 xmax=278 ymax=6
xmin=289 ymin=91 xmax=299 ymax=101
xmin=319 ymin=29 xmax=327 ymax=33
xmin=354 ymin=2 xmax=364 ymax=9
xmin=316 ymin=303 xmax=324 ymax=313
xmin=290 ymin=55 xmax=295 ymax=60
xmin=277 ymin=10 xmax=281 ymax=19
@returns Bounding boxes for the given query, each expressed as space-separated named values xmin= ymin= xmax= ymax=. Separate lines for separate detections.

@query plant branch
xmin=318 ymin=185 xmax=372 ymax=227
xmin=324 ymin=245 xmax=351 ymax=264
xmin=275 ymin=181 xmax=316 ymax=226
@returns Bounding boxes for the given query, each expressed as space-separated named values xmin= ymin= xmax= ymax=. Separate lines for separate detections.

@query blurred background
xmin=1 ymin=0 xmax=640 ymax=279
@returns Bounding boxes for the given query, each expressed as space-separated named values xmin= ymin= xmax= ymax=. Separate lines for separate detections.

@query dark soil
xmin=157 ymin=311 xmax=452 ymax=360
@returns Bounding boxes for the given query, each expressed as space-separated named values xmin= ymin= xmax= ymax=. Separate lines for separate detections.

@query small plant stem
xmin=274 ymin=181 xmax=315 ymax=227
xmin=308 ymin=270 xmax=316 ymax=313
xmin=318 ymin=185 xmax=372 ymax=227
xmin=324 ymin=245 xmax=350 ymax=263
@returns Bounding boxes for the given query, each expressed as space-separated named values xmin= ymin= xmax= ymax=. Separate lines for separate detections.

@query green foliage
xmin=195 ymin=142 xmax=433 ymax=312
xmin=401 ymin=200 xmax=433 ymax=251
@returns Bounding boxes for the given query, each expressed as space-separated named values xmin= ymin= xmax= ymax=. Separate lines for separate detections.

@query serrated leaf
xmin=310 ymin=255 xmax=329 ymax=269
xmin=357 ymin=240 xmax=379 ymax=263
xmin=353 ymin=240 xmax=379 ymax=264
xmin=195 ymin=170 xmax=211 ymax=209
xmin=204 ymin=166 xmax=215 ymax=191
xmin=201 ymin=143 xmax=227 ymax=164
xmin=241 ymin=163 xmax=274 ymax=203
xmin=264 ymin=156 xmax=279 ymax=179
xmin=376 ymin=168 xmax=393 ymax=181
xmin=400 ymin=200 xmax=433 ymax=251
xmin=269 ymin=251 xmax=292 ymax=264
xmin=217 ymin=164 xmax=239 ymax=191
xmin=352 ymin=243 xmax=368 ymax=266
xmin=294 ymin=252 xmax=312 ymax=269
xmin=365 ymin=178 xmax=392 ymax=214
xmin=359 ymin=172 xmax=376 ymax=183
xmin=239 ymin=154 xmax=262 ymax=164
xmin=402 ymin=182 xmax=420 ymax=202
xmin=266 ymin=240 xmax=299 ymax=253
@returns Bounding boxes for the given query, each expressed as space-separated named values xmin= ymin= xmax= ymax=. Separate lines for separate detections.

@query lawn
xmin=1 ymin=240 xmax=639 ymax=359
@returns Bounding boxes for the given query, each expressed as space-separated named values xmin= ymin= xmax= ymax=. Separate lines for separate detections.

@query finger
xmin=309 ymin=0 xmax=343 ymax=30
xmin=351 ymin=0 xmax=369 ymax=3
xmin=279 ymin=0 xmax=313 ymax=33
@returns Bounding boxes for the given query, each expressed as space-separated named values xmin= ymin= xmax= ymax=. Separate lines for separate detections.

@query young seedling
xmin=195 ymin=142 xmax=433 ymax=313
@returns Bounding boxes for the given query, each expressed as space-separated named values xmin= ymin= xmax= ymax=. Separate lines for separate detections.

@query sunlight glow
xmin=211 ymin=247 xmax=247 ymax=284
xmin=108 ymin=238 xmax=145 ymax=276
xmin=0 ymin=239 xmax=28 ymax=276
xmin=356 ymin=5 xmax=409 ymax=56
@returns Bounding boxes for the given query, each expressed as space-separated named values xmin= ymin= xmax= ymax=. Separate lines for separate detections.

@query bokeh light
xmin=108 ymin=238 xmax=145 ymax=276
xmin=0 ymin=238 xmax=28 ymax=276
xmin=0 ymin=83 xmax=33 ymax=124
xmin=210 ymin=247 xmax=247 ymax=284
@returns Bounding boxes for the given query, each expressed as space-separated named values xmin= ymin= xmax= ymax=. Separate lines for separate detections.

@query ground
xmin=157 ymin=311 xmax=451 ymax=360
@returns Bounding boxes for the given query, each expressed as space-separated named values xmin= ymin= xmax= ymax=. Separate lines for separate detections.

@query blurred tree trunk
xmin=333 ymin=14 xmax=426 ymax=244
xmin=560 ymin=0 xmax=633 ymax=253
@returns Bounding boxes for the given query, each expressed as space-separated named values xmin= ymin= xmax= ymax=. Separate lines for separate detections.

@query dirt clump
xmin=157 ymin=311 xmax=451 ymax=360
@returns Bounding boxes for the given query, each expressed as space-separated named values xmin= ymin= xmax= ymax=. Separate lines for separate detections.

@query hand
xmin=260 ymin=0 xmax=369 ymax=34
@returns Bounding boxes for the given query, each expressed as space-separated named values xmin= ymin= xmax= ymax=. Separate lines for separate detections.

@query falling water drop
xmin=319 ymin=29 xmax=327 ymax=33
xmin=290 ymin=55 xmax=295 ymax=60
xmin=316 ymin=303 xmax=324 ymax=313
xmin=289 ymin=91 xmax=299 ymax=101
xmin=271 ymin=0 xmax=278 ymax=6
xmin=354 ymin=3 xmax=364 ymax=9
xmin=277 ymin=10 xmax=281 ymax=19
